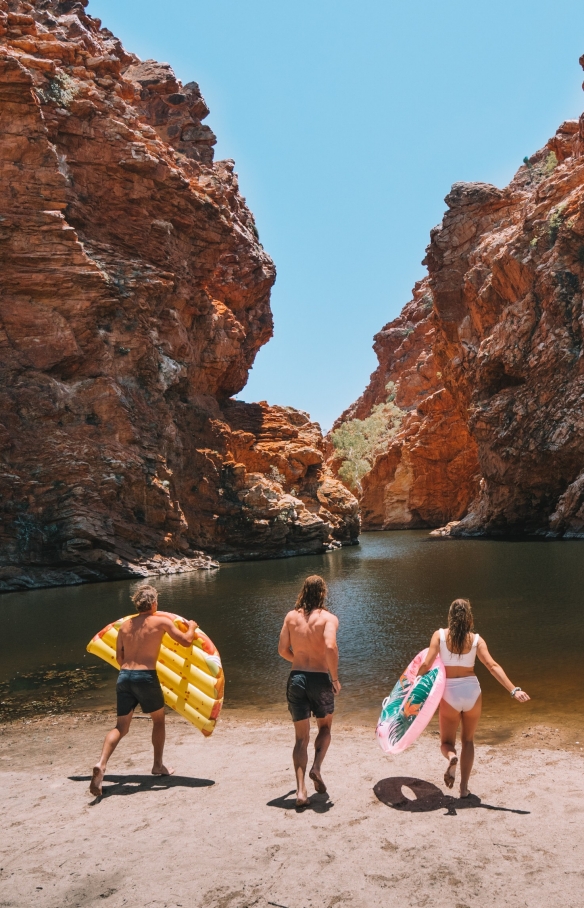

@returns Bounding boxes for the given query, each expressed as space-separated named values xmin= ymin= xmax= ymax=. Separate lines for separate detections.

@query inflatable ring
xmin=376 ymin=648 xmax=445 ymax=754
xmin=87 ymin=613 xmax=224 ymax=736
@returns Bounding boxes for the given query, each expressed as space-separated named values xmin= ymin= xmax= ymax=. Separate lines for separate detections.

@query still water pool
xmin=1 ymin=532 xmax=582 ymax=737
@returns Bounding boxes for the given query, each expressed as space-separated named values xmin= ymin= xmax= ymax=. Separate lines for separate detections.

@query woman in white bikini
xmin=416 ymin=598 xmax=530 ymax=797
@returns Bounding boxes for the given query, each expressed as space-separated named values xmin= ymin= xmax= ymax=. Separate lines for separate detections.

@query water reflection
xmin=1 ymin=532 xmax=582 ymax=733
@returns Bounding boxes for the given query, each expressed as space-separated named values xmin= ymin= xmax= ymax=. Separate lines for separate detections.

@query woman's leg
xmin=439 ymin=699 xmax=461 ymax=788
xmin=459 ymin=694 xmax=482 ymax=797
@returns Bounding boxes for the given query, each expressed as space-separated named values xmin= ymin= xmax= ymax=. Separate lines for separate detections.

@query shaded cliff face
xmin=0 ymin=0 xmax=358 ymax=590
xmin=332 ymin=65 xmax=584 ymax=538
xmin=428 ymin=113 xmax=584 ymax=537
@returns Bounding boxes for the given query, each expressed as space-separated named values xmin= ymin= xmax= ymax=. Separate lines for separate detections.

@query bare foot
xmin=444 ymin=756 xmax=458 ymax=789
xmin=460 ymin=787 xmax=471 ymax=798
xmin=152 ymin=764 xmax=175 ymax=776
xmin=295 ymin=796 xmax=310 ymax=809
xmin=90 ymin=765 xmax=104 ymax=798
xmin=309 ymin=768 xmax=327 ymax=794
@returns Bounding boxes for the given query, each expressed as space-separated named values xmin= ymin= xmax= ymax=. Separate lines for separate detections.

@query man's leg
xmin=293 ymin=718 xmax=310 ymax=806
xmin=151 ymin=707 xmax=174 ymax=776
xmin=309 ymin=714 xmax=332 ymax=793
xmin=90 ymin=711 xmax=134 ymax=796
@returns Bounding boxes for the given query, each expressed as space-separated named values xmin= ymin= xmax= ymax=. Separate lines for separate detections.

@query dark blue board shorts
xmin=286 ymin=670 xmax=334 ymax=722
xmin=116 ymin=669 xmax=165 ymax=716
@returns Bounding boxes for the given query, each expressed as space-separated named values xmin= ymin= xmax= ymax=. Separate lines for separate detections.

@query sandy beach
xmin=1 ymin=711 xmax=582 ymax=908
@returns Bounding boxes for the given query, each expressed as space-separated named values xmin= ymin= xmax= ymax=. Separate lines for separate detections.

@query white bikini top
xmin=439 ymin=628 xmax=480 ymax=667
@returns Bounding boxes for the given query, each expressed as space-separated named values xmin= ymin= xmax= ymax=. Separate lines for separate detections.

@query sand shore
xmin=1 ymin=711 xmax=582 ymax=908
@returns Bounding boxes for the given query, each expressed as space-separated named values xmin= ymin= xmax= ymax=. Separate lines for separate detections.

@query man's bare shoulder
xmin=284 ymin=609 xmax=300 ymax=624
xmin=148 ymin=614 xmax=174 ymax=630
xmin=118 ymin=616 xmax=135 ymax=633
xmin=320 ymin=610 xmax=338 ymax=629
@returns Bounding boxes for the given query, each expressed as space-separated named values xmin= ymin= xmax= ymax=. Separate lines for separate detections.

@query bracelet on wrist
xmin=510 ymin=686 xmax=522 ymax=698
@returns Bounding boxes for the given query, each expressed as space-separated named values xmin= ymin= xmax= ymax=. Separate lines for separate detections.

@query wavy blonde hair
xmin=131 ymin=584 xmax=158 ymax=613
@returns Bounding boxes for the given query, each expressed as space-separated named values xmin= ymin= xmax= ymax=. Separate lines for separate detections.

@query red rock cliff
xmin=332 ymin=61 xmax=584 ymax=538
xmin=0 ymin=0 xmax=358 ymax=590
xmin=329 ymin=280 xmax=479 ymax=529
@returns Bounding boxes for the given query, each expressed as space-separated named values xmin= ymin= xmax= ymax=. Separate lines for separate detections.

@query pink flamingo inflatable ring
xmin=376 ymin=648 xmax=446 ymax=755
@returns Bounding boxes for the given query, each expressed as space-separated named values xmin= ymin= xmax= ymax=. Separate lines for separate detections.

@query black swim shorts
xmin=286 ymin=670 xmax=334 ymax=722
xmin=116 ymin=669 xmax=165 ymax=716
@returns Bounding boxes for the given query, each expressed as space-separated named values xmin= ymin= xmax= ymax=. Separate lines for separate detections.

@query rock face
xmin=0 ymin=0 xmax=358 ymax=591
xmin=329 ymin=281 xmax=480 ymax=530
xmin=332 ymin=63 xmax=584 ymax=538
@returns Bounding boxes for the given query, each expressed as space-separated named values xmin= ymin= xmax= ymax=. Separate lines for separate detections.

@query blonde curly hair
xmin=131 ymin=584 xmax=158 ymax=613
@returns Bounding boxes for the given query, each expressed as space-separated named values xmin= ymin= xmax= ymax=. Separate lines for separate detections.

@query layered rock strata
xmin=0 ymin=0 xmax=358 ymax=591
xmin=329 ymin=282 xmax=480 ymax=529
xmin=332 ymin=63 xmax=584 ymax=537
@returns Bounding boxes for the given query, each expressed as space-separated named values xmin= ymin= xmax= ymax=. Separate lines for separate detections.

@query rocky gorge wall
xmin=0 ymin=0 xmax=358 ymax=591
xmin=331 ymin=60 xmax=584 ymax=538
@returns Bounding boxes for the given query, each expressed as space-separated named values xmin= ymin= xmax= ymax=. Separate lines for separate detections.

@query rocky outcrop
xmin=427 ymin=120 xmax=584 ymax=537
xmin=329 ymin=282 xmax=480 ymax=529
xmin=0 ymin=0 xmax=358 ymax=591
xmin=332 ymin=60 xmax=584 ymax=538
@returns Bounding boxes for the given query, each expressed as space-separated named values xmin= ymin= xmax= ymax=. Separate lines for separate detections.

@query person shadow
xmin=267 ymin=788 xmax=334 ymax=813
xmin=374 ymin=776 xmax=530 ymax=817
xmin=69 ymin=773 xmax=215 ymax=805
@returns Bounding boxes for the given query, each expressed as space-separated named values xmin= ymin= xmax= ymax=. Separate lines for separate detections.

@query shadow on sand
xmin=267 ymin=788 xmax=334 ymax=813
xmin=374 ymin=776 xmax=530 ymax=817
xmin=70 ymin=773 xmax=215 ymax=804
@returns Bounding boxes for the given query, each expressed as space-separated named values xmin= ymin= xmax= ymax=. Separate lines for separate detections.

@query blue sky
xmin=89 ymin=0 xmax=584 ymax=430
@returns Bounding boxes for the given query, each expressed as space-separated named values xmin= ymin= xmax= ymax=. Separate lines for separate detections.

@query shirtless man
xmin=278 ymin=575 xmax=341 ymax=807
xmin=90 ymin=584 xmax=198 ymax=797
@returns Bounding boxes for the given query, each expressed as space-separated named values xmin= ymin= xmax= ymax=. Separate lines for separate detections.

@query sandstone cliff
xmin=0 ymin=0 xmax=358 ymax=591
xmin=331 ymin=63 xmax=584 ymax=537
xmin=329 ymin=281 xmax=480 ymax=529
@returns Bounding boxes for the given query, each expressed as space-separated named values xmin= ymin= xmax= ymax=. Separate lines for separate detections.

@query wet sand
xmin=1 ymin=712 xmax=582 ymax=908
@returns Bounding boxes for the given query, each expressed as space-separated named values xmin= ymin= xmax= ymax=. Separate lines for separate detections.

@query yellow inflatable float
xmin=87 ymin=613 xmax=224 ymax=736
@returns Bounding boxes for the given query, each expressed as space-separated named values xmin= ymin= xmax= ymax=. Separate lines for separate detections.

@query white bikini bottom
xmin=442 ymin=676 xmax=481 ymax=713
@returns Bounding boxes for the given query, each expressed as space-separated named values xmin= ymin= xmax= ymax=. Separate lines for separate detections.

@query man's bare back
xmin=278 ymin=575 xmax=340 ymax=808
xmin=280 ymin=608 xmax=340 ymax=676
xmin=116 ymin=611 xmax=191 ymax=670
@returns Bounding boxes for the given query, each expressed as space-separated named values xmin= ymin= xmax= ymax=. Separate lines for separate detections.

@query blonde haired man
xmin=90 ymin=585 xmax=198 ymax=797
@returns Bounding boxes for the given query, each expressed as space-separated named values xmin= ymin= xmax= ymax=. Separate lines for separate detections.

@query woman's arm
xmin=476 ymin=639 xmax=531 ymax=702
xmin=415 ymin=631 xmax=441 ymax=676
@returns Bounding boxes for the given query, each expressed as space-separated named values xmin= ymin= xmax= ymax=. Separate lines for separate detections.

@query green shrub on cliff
xmin=548 ymin=204 xmax=566 ymax=246
xmin=544 ymin=151 xmax=558 ymax=174
xmin=331 ymin=383 xmax=404 ymax=492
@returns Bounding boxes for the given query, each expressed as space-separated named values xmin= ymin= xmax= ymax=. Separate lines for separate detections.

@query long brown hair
xmin=295 ymin=575 xmax=328 ymax=615
xmin=447 ymin=598 xmax=474 ymax=654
